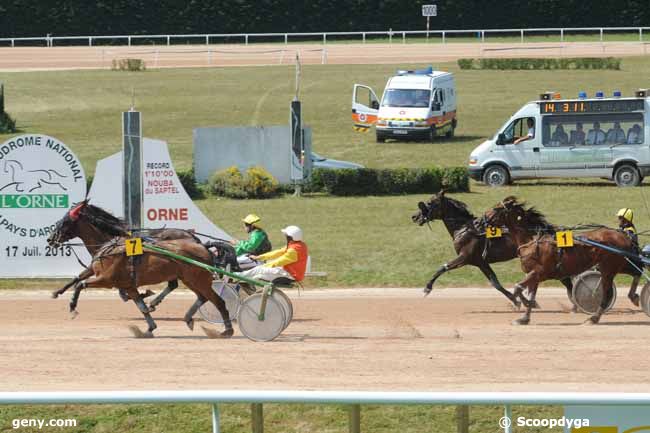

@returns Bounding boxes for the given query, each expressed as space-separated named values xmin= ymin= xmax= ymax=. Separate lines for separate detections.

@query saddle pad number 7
xmin=125 ymin=238 xmax=144 ymax=256
xmin=485 ymin=226 xmax=502 ymax=238
xmin=556 ymin=231 xmax=574 ymax=248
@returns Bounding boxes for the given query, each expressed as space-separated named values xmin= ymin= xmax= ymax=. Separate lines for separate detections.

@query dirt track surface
xmin=2 ymin=288 xmax=650 ymax=392
xmin=1 ymin=42 xmax=649 ymax=71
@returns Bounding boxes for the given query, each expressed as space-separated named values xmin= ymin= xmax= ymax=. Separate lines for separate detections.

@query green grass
xmin=0 ymin=403 xmax=564 ymax=433
xmin=2 ymin=58 xmax=650 ymax=290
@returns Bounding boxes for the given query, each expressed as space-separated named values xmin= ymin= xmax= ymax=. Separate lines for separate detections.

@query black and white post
xmin=290 ymin=53 xmax=304 ymax=196
xmin=422 ymin=4 xmax=437 ymax=41
xmin=122 ymin=109 xmax=143 ymax=231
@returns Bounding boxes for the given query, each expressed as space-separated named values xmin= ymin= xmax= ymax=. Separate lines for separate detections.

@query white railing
xmin=1 ymin=27 xmax=650 ymax=48
xmin=1 ymin=390 xmax=650 ymax=433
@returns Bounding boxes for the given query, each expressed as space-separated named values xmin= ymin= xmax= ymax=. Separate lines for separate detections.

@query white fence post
xmin=520 ymin=29 xmax=524 ymax=43
xmin=284 ymin=34 xmax=288 ymax=44
xmin=323 ymin=33 xmax=326 ymax=44
xmin=128 ymin=36 xmax=131 ymax=46
xmin=212 ymin=404 xmax=220 ymax=433
xmin=167 ymin=35 xmax=170 ymax=46
xmin=503 ymin=405 xmax=512 ymax=433
xmin=600 ymin=28 xmax=603 ymax=42
xmin=389 ymin=28 xmax=392 ymax=44
xmin=362 ymin=32 xmax=366 ymax=43
xmin=442 ymin=31 xmax=446 ymax=43
xmin=640 ymin=28 xmax=643 ymax=42
xmin=402 ymin=31 xmax=406 ymax=44
xmin=89 ymin=37 xmax=92 ymax=47
xmin=560 ymin=28 xmax=564 ymax=42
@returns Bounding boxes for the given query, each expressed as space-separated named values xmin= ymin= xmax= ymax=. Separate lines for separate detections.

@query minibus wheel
xmin=613 ymin=164 xmax=641 ymax=187
xmin=483 ymin=165 xmax=510 ymax=187
xmin=376 ymin=134 xmax=386 ymax=143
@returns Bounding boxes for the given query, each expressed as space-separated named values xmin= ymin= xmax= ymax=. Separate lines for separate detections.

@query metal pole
xmin=89 ymin=37 xmax=92 ymax=47
xmin=600 ymin=28 xmax=603 ymax=42
xmin=212 ymin=404 xmax=220 ymax=433
xmin=520 ymin=29 xmax=524 ymax=43
xmin=245 ymin=34 xmax=249 ymax=45
xmin=456 ymin=406 xmax=469 ymax=433
xmin=349 ymin=405 xmax=361 ymax=433
xmin=389 ymin=28 xmax=392 ymax=44
xmin=362 ymin=32 xmax=366 ymax=43
xmin=402 ymin=31 xmax=406 ymax=44
xmin=503 ymin=405 xmax=513 ymax=433
xmin=323 ymin=33 xmax=326 ymax=44
xmin=284 ymin=34 xmax=288 ymax=44
xmin=442 ymin=31 xmax=446 ymax=43
xmin=427 ymin=17 xmax=430 ymax=42
xmin=251 ymin=403 xmax=264 ymax=433
xmin=560 ymin=28 xmax=564 ymax=42
xmin=640 ymin=28 xmax=643 ymax=42
xmin=481 ymin=31 xmax=485 ymax=43
xmin=167 ymin=35 xmax=170 ymax=46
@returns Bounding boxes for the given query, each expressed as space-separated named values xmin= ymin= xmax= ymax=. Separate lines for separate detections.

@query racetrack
xmin=3 ymin=287 xmax=650 ymax=392
xmin=1 ymin=41 xmax=649 ymax=71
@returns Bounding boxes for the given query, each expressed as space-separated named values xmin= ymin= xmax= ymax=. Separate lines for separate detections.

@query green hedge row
xmin=307 ymin=167 xmax=469 ymax=196
xmin=458 ymin=57 xmax=621 ymax=70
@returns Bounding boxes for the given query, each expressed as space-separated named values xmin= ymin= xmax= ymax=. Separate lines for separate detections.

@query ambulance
xmin=352 ymin=66 xmax=457 ymax=143
xmin=468 ymin=89 xmax=650 ymax=187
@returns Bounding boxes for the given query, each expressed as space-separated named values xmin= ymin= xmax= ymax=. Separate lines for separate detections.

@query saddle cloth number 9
xmin=486 ymin=226 xmax=502 ymax=238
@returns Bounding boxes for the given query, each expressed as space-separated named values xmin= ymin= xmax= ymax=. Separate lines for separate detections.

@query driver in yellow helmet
xmin=230 ymin=214 xmax=272 ymax=268
xmin=617 ymin=208 xmax=637 ymax=246
xmin=617 ymin=208 xmax=643 ymax=306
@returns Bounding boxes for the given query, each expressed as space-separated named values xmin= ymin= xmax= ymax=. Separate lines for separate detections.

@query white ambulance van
xmin=352 ymin=66 xmax=457 ymax=143
xmin=468 ymin=89 xmax=650 ymax=187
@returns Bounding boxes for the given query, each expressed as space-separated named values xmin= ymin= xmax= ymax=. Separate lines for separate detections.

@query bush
xmin=111 ymin=58 xmax=146 ymax=71
xmin=0 ymin=111 xmax=16 ymax=133
xmin=308 ymin=167 xmax=468 ymax=196
xmin=177 ymin=168 xmax=204 ymax=199
xmin=208 ymin=166 xmax=279 ymax=199
xmin=458 ymin=57 xmax=621 ymax=70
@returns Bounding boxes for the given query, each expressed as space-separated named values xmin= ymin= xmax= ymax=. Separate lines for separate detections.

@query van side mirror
xmin=371 ymin=101 xmax=379 ymax=110
xmin=496 ymin=133 xmax=506 ymax=146
xmin=431 ymin=102 xmax=441 ymax=111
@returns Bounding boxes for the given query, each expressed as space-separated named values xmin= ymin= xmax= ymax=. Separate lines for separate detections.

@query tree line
xmin=1 ymin=0 xmax=649 ymax=38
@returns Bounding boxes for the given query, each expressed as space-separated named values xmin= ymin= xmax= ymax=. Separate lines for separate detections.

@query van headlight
xmin=377 ymin=119 xmax=387 ymax=126
xmin=469 ymin=156 xmax=478 ymax=165
xmin=414 ymin=120 xmax=429 ymax=127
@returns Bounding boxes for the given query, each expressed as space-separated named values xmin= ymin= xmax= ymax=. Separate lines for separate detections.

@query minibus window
xmin=502 ymin=118 xmax=534 ymax=144
xmin=382 ymin=89 xmax=431 ymax=108
xmin=542 ymin=113 xmax=644 ymax=147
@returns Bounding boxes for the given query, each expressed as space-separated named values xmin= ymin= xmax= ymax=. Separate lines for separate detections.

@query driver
xmin=203 ymin=214 xmax=271 ymax=270
xmin=238 ymin=225 xmax=308 ymax=283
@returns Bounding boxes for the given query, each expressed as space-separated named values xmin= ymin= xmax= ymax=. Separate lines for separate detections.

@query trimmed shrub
xmin=0 ymin=111 xmax=16 ymax=133
xmin=177 ymin=168 xmax=203 ymax=199
xmin=243 ymin=166 xmax=280 ymax=198
xmin=308 ymin=167 xmax=468 ymax=196
xmin=458 ymin=57 xmax=621 ymax=70
xmin=208 ymin=166 xmax=279 ymax=199
xmin=111 ymin=58 xmax=146 ymax=71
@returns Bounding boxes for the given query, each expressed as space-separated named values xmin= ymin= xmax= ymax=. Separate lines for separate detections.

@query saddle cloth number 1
xmin=556 ymin=231 xmax=574 ymax=248
xmin=485 ymin=226 xmax=502 ymax=238
xmin=125 ymin=238 xmax=144 ymax=256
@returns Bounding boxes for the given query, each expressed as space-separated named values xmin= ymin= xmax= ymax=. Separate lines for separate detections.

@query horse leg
xmin=183 ymin=294 xmax=207 ymax=331
xmin=126 ymin=288 xmax=157 ymax=338
xmin=477 ymin=262 xmax=519 ymax=308
xmin=52 ymin=267 xmax=93 ymax=299
xmin=559 ymin=277 xmax=577 ymax=313
xmin=188 ymin=278 xmax=234 ymax=338
xmin=148 ymin=279 xmax=179 ymax=312
xmin=628 ymin=275 xmax=641 ymax=307
xmin=424 ymin=255 xmax=468 ymax=296
xmin=512 ymin=272 xmax=539 ymax=325
xmin=68 ymin=280 xmax=86 ymax=318
xmin=586 ymin=273 xmax=615 ymax=325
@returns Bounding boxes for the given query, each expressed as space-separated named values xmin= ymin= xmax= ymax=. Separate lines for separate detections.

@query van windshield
xmin=382 ymin=89 xmax=431 ymax=108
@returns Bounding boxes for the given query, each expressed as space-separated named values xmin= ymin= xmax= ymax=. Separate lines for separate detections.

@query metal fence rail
xmin=1 ymin=27 xmax=650 ymax=48
xmin=2 ymin=390 xmax=650 ymax=433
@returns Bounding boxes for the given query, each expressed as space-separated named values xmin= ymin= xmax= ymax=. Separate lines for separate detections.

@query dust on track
xmin=1 ymin=287 xmax=649 ymax=392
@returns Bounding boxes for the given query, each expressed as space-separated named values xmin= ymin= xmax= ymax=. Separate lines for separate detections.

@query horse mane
xmin=503 ymin=197 xmax=555 ymax=231
xmin=440 ymin=196 xmax=475 ymax=220
xmin=82 ymin=204 xmax=129 ymax=236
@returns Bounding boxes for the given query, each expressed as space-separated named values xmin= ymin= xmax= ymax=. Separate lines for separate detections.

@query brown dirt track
xmin=2 ymin=288 xmax=650 ymax=392
xmin=1 ymin=41 xmax=650 ymax=70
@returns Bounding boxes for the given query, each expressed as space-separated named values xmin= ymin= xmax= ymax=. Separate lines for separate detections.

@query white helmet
xmin=281 ymin=225 xmax=303 ymax=241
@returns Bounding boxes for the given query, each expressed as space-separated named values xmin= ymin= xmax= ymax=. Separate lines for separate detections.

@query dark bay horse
xmin=48 ymin=202 xmax=233 ymax=338
xmin=484 ymin=197 xmax=633 ymax=325
xmin=412 ymin=191 xmax=573 ymax=307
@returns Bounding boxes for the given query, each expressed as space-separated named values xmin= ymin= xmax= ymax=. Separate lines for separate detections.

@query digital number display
xmin=540 ymin=99 xmax=645 ymax=115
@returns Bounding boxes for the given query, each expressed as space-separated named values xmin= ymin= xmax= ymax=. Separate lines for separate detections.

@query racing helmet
xmin=281 ymin=225 xmax=303 ymax=241
xmin=617 ymin=208 xmax=633 ymax=223
xmin=242 ymin=214 xmax=261 ymax=227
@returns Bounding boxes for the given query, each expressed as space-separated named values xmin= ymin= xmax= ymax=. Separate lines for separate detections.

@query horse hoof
xmin=423 ymin=287 xmax=432 ymax=297
xmin=630 ymin=295 xmax=640 ymax=307
xmin=147 ymin=305 xmax=156 ymax=313
xmin=583 ymin=316 xmax=600 ymax=325
xmin=532 ymin=301 xmax=542 ymax=309
xmin=186 ymin=319 xmax=194 ymax=331
xmin=221 ymin=328 xmax=234 ymax=338
xmin=128 ymin=325 xmax=154 ymax=338
xmin=201 ymin=326 xmax=233 ymax=339
xmin=69 ymin=310 xmax=79 ymax=320
xmin=512 ymin=318 xmax=530 ymax=326
xmin=51 ymin=292 xmax=59 ymax=299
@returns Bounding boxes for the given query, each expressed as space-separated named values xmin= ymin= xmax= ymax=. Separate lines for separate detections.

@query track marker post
xmin=349 ymin=404 xmax=361 ymax=433
xmin=251 ymin=403 xmax=264 ymax=433
xmin=456 ymin=405 xmax=469 ymax=433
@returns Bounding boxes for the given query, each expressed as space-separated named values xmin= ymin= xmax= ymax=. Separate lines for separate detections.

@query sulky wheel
xmin=237 ymin=293 xmax=286 ymax=342
xmin=640 ymin=281 xmax=650 ymax=317
xmin=571 ymin=270 xmax=617 ymax=315
xmin=199 ymin=281 xmax=241 ymax=324
xmin=271 ymin=289 xmax=294 ymax=330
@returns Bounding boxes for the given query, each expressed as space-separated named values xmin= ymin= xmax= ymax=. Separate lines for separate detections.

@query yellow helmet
xmin=242 ymin=214 xmax=261 ymax=227
xmin=617 ymin=208 xmax=633 ymax=223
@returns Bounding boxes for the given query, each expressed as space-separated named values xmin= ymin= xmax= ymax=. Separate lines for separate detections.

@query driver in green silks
xmin=231 ymin=214 xmax=272 ymax=269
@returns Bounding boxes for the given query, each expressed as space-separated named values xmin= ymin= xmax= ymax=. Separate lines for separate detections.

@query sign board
xmin=89 ymin=138 xmax=231 ymax=241
xmin=0 ymin=134 xmax=88 ymax=277
xmin=564 ymin=405 xmax=650 ymax=432
xmin=422 ymin=4 xmax=437 ymax=16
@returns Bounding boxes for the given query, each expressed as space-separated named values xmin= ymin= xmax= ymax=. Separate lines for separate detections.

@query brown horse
xmin=48 ymin=201 xmax=233 ymax=338
xmin=484 ymin=197 xmax=633 ymax=325
xmin=48 ymin=200 xmax=200 ymax=312
xmin=412 ymin=191 xmax=574 ymax=307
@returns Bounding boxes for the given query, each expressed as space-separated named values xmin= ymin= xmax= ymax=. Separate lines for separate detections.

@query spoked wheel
xmin=571 ymin=270 xmax=617 ymax=315
xmin=199 ymin=281 xmax=241 ymax=324
xmin=238 ymin=292 xmax=286 ymax=342
xmin=640 ymin=281 xmax=650 ymax=317
xmin=272 ymin=289 xmax=294 ymax=330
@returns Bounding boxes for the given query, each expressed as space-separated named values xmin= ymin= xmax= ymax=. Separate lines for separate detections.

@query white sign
xmin=0 ymin=134 xmax=88 ymax=277
xmin=564 ymin=405 xmax=650 ymax=432
xmin=89 ymin=138 xmax=231 ymax=241
xmin=422 ymin=4 xmax=437 ymax=16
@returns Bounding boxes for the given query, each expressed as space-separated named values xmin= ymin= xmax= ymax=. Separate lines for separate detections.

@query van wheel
xmin=376 ymin=134 xmax=386 ymax=143
xmin=614 ymin=164 xmax=641 ymax=187
xmin=483 ymin=165 xmax=510 ymax=187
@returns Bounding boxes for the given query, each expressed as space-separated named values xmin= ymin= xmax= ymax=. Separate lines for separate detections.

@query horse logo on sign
xmin=0 ymin=160 xmax=68 ymax=193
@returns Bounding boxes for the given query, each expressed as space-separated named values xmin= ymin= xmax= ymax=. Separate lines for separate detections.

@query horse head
xmin=412 ymin=190 xmax=447 ymax=226
xmin=48 ymin=200 xmax=90 ymax=247
xmin=484 ymin=196 xmax=537 ymax=229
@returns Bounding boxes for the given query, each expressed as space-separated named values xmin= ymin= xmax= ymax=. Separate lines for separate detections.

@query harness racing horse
xmin=48 ymin=200 xmax=200 ymax=312
xmin=484 ymin=197 xmax=633 ymax=325
xmin=411 ymin=191 xmax=574 ymax=307
xmin=48 ymin=202 xmax=233 ymax=338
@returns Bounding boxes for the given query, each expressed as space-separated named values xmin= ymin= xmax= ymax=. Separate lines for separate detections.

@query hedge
xmin=308 ymin=167 xmax=469 ymax=196
xmin=208 ymin=166 xmax=280 ymax=199
xmin=177 ymin=168 xmax=203 ymax=199
xmin=457 ymin=57 xmax=621 ymax=70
